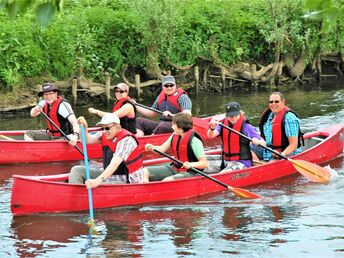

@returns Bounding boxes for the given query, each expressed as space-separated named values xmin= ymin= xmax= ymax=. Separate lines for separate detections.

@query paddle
xmin=0 ymin=134 xmax=15 ymax=141
xmin=39 ymin=110 xmax=85 ymax=158
xmin=135 ymin=102 xmax=209 ymax=130
xmin=80 ymin=125 xmax=96 ymax=233
xmin=218 ymin=123 xmax=330 ymax=183
xmin=153 ymin=148 xmax=262 ymax=199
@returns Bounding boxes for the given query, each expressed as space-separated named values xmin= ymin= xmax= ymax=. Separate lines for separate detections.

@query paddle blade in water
xmin=289 ymin=159 xmax=331 ymax=183
xmin=230 ymin=186 xmax=262 ymax=199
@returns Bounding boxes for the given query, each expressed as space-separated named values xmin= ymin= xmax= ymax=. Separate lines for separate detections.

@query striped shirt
xmin=262 ymin=112 xmax=301 ymax=160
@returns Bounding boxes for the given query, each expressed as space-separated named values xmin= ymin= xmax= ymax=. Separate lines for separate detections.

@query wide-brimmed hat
xmin=38 ymin=83 xmax=60 ymax=97
xmin=226 ymin=102 xmax=241 ymax=117
xmin=96 ymin=113 xmax=120 ymax=126
xmin=161 ymin=75 xmax=176 ymax=86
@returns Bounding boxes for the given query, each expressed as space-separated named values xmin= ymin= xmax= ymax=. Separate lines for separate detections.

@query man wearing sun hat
xmin=135 ymin=75 xmax=192 ymax=136
xmin=68 ymin=113 xmax=144 ymax=186
xmin=205 ymin=101 xmax=266 ymax=173
xmin=88 ymin=82 xmax=137 ymax=134
xmin=24 ymin=82 xmax=80 ymax=146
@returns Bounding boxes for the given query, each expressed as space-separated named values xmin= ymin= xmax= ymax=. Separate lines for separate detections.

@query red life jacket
xmin=171 ymin=130 xmax=203 ymax=172
xmin=221 ymin=116 xmax=252 ymax=161
xmin=157 ymin=88 xmax=187 ymax=121
xmin=101 ymin=129 xmax=142 ymax=182
xmin=43 ymin=97 xmax=73 ymax=137
xmin=259 ymin=106 xmax=303 ymax=152
xmin=112 ymin=97 xmax=137 ymax=134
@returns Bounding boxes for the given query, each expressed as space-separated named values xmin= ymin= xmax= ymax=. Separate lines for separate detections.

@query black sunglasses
xmin=115 ymin=90 xmax=127 ymax=93
xmin=269 ymin=100 xmax=280 ymax=104
xmin=163 ymin=84 xmax=175 ymax=88
xmin=100 ymin=125 xmax=115 ymax=131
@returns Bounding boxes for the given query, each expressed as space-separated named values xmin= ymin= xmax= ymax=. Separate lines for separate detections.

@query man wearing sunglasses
xmin=135 ymin=75 xmax=192 ymax=136
xmin=88 ymin=83 xmax=137 ymax=134
xmin=68 ymin=113 xmax=144 ymax=186
xmin=256 ymin=92 xmax=303 ymax=161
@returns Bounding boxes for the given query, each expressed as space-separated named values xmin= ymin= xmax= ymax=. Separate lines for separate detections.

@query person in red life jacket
xmin=205 ymin=102 xmax=266 ymax=173
xmin=88 ymin=83 xmax=137 ymax=134
xmin=68 ymin=113 xmax=144 ymax=186
xmin=24 ymin=82 xmax=80 ymax=146
xmin=253 ymin=92 xmax=303 ymax=161
xmin=143 ymin=112 xmax=208 ymax=182
xmin=135 ymin=75 xmax=192 ymax=137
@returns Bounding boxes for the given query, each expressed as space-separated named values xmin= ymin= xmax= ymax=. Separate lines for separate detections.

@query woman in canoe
xmin=135 ymin=75 xmax=192 ymax=136
xmin=88 ymin=83 xmax=137 ymax=134
xmin=68 ymin=113 xmax=144 ymax=186
xmin=144 ymin=112 xmax=208 ymax=182
xmin=206 ymin=102 xmax=266 ymax=173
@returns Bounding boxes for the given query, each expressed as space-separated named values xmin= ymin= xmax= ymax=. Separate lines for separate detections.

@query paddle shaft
xmin=135 ymin=102 xmax=164 ymax=115
xmin=218 ymin=123 xmax=287 ymax=160
xmin=80 ymin=125 xmax=95 ymax=221
xmin=153 ymin=148 xmax=232 ymax=190
xmin=40 ymin=110 xmax=85 ymax=157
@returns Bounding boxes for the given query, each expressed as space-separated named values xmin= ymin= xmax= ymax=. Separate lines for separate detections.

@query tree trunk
xmin=146 ymin=44 xmax=162 ymax=79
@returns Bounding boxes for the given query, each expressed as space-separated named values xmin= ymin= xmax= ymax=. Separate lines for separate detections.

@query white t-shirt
xmin=38 ymin=99 xmax=74 ymax=119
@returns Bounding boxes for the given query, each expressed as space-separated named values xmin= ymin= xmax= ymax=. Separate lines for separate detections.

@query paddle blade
xmin=289 ymin=159 xmax=331 ymax=183
xmin=88 ymin=218 xmax=98 ymax=235
xmin=229 ymin=186 xmax=262 ymax=199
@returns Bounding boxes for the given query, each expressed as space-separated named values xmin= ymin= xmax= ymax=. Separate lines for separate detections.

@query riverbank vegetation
xmin=0 ymin=0 xmax=343 ymax=96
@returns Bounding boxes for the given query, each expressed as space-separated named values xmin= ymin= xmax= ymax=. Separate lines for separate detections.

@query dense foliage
xmin=0 ymin=0 xmax=343 ymax=90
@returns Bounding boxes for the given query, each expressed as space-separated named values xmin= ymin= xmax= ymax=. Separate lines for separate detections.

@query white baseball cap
xmin=96 ymin=113 xmax=120 ymax=126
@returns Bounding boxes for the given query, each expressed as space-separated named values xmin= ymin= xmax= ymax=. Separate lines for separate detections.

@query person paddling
xmin=24 ymin=82 xmax=80 ymax=146
xmin=135 ymin=75 xmax=192 ymax=136
xmin=143 ymin=112 xmax=208 ymax=182
xmin=206 ymin=102 xmax=266 ymax=173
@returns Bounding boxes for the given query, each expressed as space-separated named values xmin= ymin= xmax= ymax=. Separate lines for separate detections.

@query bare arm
xmin=281 ymin=136 xmax=298 ymax=156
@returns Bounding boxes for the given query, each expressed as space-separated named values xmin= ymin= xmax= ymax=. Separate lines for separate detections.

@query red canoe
xmin=0 ymin=115 xmax=219 ymax=164
xmin=11 ymin=124 xmax=344 ymax=216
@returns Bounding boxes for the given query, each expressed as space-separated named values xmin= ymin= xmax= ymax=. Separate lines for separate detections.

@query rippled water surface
xmin=0 ymin=81 xmax=343 ymax=257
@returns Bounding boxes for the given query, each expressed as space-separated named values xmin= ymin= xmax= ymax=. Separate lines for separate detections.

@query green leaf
xmin=36 ymin=2 xmax=56 ymax=27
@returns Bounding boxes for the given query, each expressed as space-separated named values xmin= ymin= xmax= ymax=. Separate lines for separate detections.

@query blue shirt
xmin=262 ymin=111 xmax=301 ymax=160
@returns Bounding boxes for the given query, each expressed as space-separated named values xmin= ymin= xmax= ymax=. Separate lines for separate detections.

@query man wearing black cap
xmin=135 ymin=75 xmax=192 ymax=136
xmin=24 ymin=82 xmax=80 ymax=146
xmin=205 ymin=102 xmax=266 ymax=173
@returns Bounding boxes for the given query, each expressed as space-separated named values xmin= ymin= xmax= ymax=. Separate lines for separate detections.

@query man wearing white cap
xmin=88 ymin=83 xmax=137 ymax=134
xmin=24 ymin=82 xmax=80 ymax=146
xmin=135 ymin=75 xmax=192 ymax=136
xmin=68 ymin=113 xmax=144 ymax=186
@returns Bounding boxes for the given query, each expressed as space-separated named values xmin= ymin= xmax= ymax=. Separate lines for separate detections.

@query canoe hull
xmin=0 ymin=116 xmax=213 ymax=164
xmin=11 ymin=124 xmax=344 ymax=216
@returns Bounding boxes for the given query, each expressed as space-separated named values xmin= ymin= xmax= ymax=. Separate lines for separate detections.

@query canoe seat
xmin=311 ymin=136 xmax=325 ymax=142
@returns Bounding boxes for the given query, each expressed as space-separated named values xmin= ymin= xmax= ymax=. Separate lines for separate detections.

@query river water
xmin=0 ymin=81 xmax=344 ymax=257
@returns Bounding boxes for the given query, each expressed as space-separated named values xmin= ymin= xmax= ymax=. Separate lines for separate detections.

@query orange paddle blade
xmin=289 ymin=159 xmax=331 ymax=183
xmin=229 ymin=186 xmax=262 ymax=199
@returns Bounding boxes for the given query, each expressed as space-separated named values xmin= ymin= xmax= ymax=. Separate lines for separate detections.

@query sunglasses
xmin=100 ymin=125 xmax=115 ymax=131
xmin=115 ymin=90 xmax=127 ymax=93
xmin=163 ymin=84 xmax=175 ymax=88
xmin=269 ymin=100 xmax=280 ymax=104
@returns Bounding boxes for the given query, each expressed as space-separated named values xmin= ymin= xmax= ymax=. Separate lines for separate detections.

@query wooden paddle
xmin=135 ymin=102 xmax=209 ymax=130
xmin=0 ymin=134 xmax=15 ymax=141
xmin=80 ymin=125 xmax=96 ymax=233
xmin=218 ymin=123 xmax=330 ymax=183
xmin=153 ymin=148 xmax=262 ymax=199
xmin=40 ymin=110 xmax=86 ymax=158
